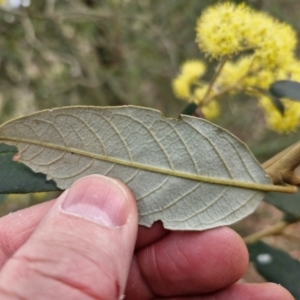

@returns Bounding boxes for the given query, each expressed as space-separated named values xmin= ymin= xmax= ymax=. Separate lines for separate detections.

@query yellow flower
xmin=195 ymin=2 xmax=297 ymax=68
xmin=259 ymin=95 xmax=300 ymax=133
xmin=196 ymin=3 xmax=253 ymax=58
xmin=172 ymin=60 xmax=206 ymax=100
xmin=279 ymin=59 xmax=300 ymax=82
xmin=193 ymin=86 xmax=220 ymax=119
xmin=252 ymin=17 xmax=297 ymax=69
xmin=202 ymin=101 xmax=220 ymax=120
xmin=193 ymin=86 xmax=208 ymax=104
xmin=172 ymin=76 xmax=191 ymax=100
xmin=217 ymin=56 xmax=253 ymax=88
xmin=181 ymin=60 xmax=206 ymax=78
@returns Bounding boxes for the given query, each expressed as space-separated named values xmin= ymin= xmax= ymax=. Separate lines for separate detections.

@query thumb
xmin=0 ymin=175 xmax=138 ymax=300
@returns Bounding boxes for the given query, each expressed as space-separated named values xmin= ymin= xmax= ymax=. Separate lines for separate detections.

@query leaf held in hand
xmin=0 ymin=106 xmax=289 ymax=230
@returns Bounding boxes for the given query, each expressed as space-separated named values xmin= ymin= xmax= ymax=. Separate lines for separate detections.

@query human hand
xmin=0 ymin=175 xmax=294 ymax=299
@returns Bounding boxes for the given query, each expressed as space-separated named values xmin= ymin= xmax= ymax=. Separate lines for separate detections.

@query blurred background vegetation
xmin=1 ymin=0 xmax=300 ymax=293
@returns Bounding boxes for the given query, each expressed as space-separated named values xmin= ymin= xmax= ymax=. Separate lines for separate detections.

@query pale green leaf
xmin=0 ymin=106 xmax=286 ymax=230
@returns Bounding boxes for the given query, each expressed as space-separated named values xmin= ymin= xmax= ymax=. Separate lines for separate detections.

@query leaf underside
xmin=0 ymin=106 xmax=272 ymax=230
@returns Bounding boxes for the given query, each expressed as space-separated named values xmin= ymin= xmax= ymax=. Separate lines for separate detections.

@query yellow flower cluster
xmin=172 ymin=60 xmax=206 ymax=100
xmin=259 ymin=96 xmax=300 ymax=133
xmin=196 ymin=3 xmax=251 ymax=58
xmin=196 ymin=2 xmax=297 ymax=69
xmin=172 ymin=2 xmax=300 ymax=132
xmin=241 ymin=13 xmax=296 ymax=69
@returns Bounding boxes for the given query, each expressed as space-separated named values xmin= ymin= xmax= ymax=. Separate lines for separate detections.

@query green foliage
xmin=269 ymin=96 xmax=285 ymax=115
xmin=269 ymin=80 xmax=300 ymax=101
xmin=0 ymin=0 xmax=217 ymax=124
xmin=264 ymin=190 xmax=300 ymax=217
xmin=0 ymin=194 xmax=6 ymax=205
xmin=248 ymin=241 xmax=300 ymax=299
xmin=180 ymin=103 xmax=198 ymax=116
xmin=0 ymin=143 xmax=59 ymax=193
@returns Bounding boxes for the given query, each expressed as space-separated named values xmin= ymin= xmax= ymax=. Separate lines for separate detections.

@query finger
xmin=126 ymin=227 xmax=248 ymax=298
xmin=0 ymin=200 xmax=55 ymax=268
xmin=155 ymin=283 xmax=294 ymax=300
xmin=0 ymin=203 xmax=168 ymax=267
xmin=136 ymin=221 xmax=170 ymax=250
xmin=0 ymin=202 xmax=168 ymax=267
xmin=0 ymin=175 xmax=138 ymax=300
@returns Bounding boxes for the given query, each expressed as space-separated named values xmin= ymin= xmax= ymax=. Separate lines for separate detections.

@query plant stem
xmin=243 ymin=220 xmax=290 ymax=244
xmin=201 ymin=55 xmax=256 ymax=106
xmin=263 ymin=141 xmax=300 ymax=185
xmin=202 ymin=57 xmax=228 ymax=106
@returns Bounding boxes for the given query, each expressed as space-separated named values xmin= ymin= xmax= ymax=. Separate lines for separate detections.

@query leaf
xmin=248 ymin=241 xmax=300 ymax=299
xmin=264 ymin=189 xmax=300 ymax=217
xmin=270 ymin=96 xmax=285 ymax=115
xmin=269 ymin=80 xmax=300 ymax=101
xmin=0 ymin=106 xmax=292 ymax=230
xmin=0 ymin=143 xmax=59 ymax=194
xmin=0 ymin=194 xmax=6 ymax=205
xmin=181 ymin=103 xmax=198 ymax=116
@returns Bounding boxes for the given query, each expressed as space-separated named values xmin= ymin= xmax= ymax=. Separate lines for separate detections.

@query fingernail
xmin=62 ymin=175 xmax=130 ymax=227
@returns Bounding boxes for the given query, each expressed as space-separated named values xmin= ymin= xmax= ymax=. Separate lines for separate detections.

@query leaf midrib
xmin=0 ymin=136 xmax=294 ymax=193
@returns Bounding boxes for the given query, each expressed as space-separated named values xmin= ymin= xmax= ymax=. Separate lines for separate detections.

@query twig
xmin=201 ymin=57 xmax=228 ymax=106
xmin=201 ymin=55 xmax=256 ymax=106
xmin=262 ymin=141 xmax=300 ymax=185
xmin=21 ymin=13 xmax=37 ymax=45
xmin=243 ymin=220 xmax=297 ymax=244
xmin=45 ymin=0 xmax=56 ymax=17
xmin=281 ymin=232 xmax=300 ymax=243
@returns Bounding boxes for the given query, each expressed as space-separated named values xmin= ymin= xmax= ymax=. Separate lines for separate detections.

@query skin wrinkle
xmin=195 ymin=230 xmax=245 ymax=290
xmin=7 ymin=228 xmax=118 ymax=296
xmin=28 ymin=237 xmax=116 ymax=287
xmin=135 ymin=224 xmax=170 ymax=250
xmin=153 ymin=244 xmax=168 ymax=293
xmin=173 ymin=238 xmax=192 ymax=273
xmin=0 ymin=245 xmax=10 ymax=265
xmin=0 ymin=227 xmax=20 ymax=259
xmin=211 ymin=234 xmax=246 ymax=285
xmin=0 ymin=226 xmax=40 ymax=267
xmin=164 ymin=242 xmax=182 ymax=282
xmin=136 ymin=247 xmax=160 ymax=298
xmin=152 ymin=244 xmax=171 ymax=296
xmin=9 ymin=253 xmax=116 ymax=300
xmin=125 ymin=255 xmax=155 ymax=297
xmin=26 ymin=266 xmax=101 ymax=300
xmin=0 ymin=201 xmax=54 ymax=260
xmin=0 ymin=286 xmax=29 ymax=300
